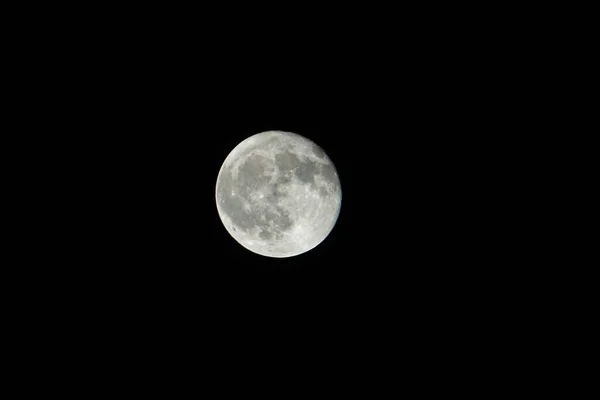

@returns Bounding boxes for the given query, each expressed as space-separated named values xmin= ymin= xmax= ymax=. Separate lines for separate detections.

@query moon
xmin=215 ymin=131 xmax=342 ymax=258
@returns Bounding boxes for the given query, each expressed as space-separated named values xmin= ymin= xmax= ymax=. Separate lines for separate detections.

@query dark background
xmin=15 ymin=4 xmax=516 ymax=386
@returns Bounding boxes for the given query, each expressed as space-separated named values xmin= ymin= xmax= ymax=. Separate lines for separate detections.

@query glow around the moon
xmin=215 ymin=131 xmax=341 ymax=258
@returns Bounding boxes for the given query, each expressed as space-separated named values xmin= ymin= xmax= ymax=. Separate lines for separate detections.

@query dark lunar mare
xmin=275 ymin=150 xmax=337 ymax=194
xmin=312 ymin=143 xmax=326 ymax=159
xmin=317 ymin=162 xmax=340 ymax=196
xmin=217 ymin=155 xmax=294 ymax=240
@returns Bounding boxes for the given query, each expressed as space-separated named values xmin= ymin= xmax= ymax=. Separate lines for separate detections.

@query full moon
xmin=215 ymin=131 xmax=342 ymax=258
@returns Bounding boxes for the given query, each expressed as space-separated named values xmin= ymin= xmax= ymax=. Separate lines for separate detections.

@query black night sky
xmin=79 ymin=56 xmax=482 ymax=322
xmin=28 ymin=5 xmax=508 ymax=385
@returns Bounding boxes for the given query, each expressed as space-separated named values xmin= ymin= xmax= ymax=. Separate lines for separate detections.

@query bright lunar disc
xmin=215 ymin=130 xmax=341 ymax=258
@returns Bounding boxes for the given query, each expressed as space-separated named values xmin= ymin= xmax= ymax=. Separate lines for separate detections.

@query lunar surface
xmin=215 ymin=131 xmax=341 ymax=258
